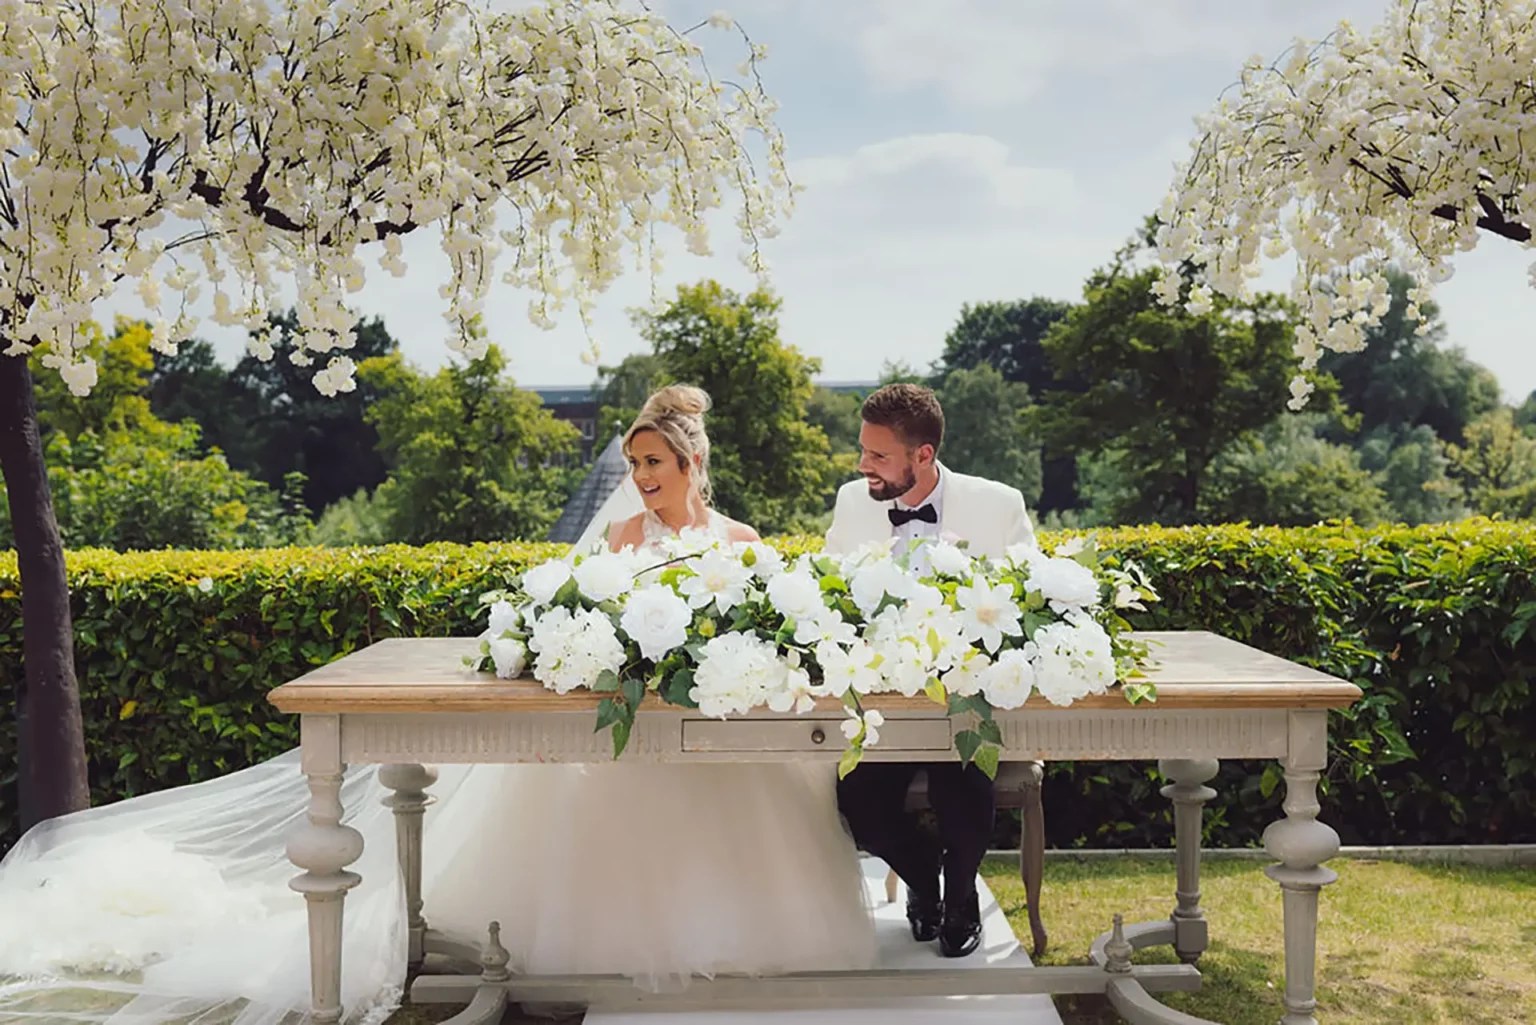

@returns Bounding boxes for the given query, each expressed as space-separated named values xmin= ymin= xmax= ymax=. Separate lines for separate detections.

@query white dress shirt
xmin=890 ymin=469 xmax=946 ymax=564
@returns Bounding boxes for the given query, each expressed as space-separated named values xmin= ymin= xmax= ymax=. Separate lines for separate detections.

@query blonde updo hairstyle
xmin=623 ymin=384 xmax=713 ymax=503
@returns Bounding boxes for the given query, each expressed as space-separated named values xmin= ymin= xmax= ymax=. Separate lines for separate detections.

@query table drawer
xmin=681 ymin=717 xmax=952 ymax=753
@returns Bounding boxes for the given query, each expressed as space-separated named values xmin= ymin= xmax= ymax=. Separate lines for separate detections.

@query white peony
xmin=620 ymin=585 xmax=693 ymax=661
xmin=1030 ymin=557 xmax=1100 ymax=611
xmin=1031 ymin=618 xmax=1117 ymax=706
xmin=522 ymin=560 xmax=573 ymax=607
xmin=573 ymin=552 xmax=635 ymax=604
xmin=487 ymin=637 xmax=528 ymax=680
xmin=955 ymin=579 xmax=1023 ymax=654
xmin=678 ymin=548 xmax=753 ymax=613
xmin=766 ymin=567 xmax=826 ymax=624
xmin=527 ymin=607 xmax=626 ymax=695
xmin=690 ymin=632 xmax=783 ymax=717
xmin=982 ymin=648 xmax=1036 ymax=710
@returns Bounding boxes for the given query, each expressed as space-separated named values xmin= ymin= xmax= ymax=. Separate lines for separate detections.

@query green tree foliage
xmin=147 ymin=310 xmax=399 ymax=513
xmin=937 ymin=298 xmax=1075 ymax=398
xmin=1200 ymin=415 xmax=1391 ymax=527
xmin=932 ymin=364 xmax=1042 ymax=505
xmin=804 ymin=386 xmax=864 ymax=457
xmin=1448 ymin=408 xmax=1536 ymax=519
xmin=632 ymin=281 xmax=843 ymax=533
xmin=1515 ymin=390 xmax=1536 ymax=435
xmin=3 ymin=320 xmax=305 ymax=550
xmin=1035 ymin=253 xmax=1301 ymax=525
xmin=1357 ymin=425 xmax=1467 ymax=525
xmin=358 ymin=341 xmax=579 ymax=544
xmin=1318 ymin=270 xmax=1501 ymax=445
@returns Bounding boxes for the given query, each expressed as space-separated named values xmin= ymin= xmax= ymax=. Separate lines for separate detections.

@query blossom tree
xmin=0 ymin=0 xmax=788 ymax=828
xmin=1154 ymin=0 xmax=1536 ymax=407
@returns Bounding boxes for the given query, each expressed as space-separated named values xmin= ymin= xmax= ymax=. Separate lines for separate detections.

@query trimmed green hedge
xmin=2 ymin=522 xmax=1533 ymax=854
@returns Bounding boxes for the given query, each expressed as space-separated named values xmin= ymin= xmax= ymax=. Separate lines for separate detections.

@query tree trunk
xmin=0 ymin=350 xmax=90 ymax=829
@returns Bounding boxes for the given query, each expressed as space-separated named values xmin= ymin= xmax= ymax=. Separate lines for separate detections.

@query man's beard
xmin=866 ymin=466 xmax=917 ymax=502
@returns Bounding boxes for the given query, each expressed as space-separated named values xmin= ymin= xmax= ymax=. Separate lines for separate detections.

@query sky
xmin=99 ymin=0 xmax=1536 ymax=401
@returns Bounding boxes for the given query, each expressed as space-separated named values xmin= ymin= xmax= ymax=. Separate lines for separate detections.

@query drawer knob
xmin=810 ymin=728 xmax=826 ymax=745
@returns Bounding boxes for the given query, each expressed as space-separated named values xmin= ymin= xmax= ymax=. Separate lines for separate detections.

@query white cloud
xmin=804 ymin=0 xmax=1388 ymax=106
xmin=793 ymin=134 xmax=1073 ymax=212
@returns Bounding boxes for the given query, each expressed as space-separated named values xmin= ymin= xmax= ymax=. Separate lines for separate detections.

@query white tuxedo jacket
xmin=823 ymin=464 xmax=1037 ymax=559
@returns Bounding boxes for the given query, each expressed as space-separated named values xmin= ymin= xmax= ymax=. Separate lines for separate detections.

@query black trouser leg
xmin=836 ymin=761 xmax=941 ymax=901
xmin=925 ymin=761 xmax=996 ymax=903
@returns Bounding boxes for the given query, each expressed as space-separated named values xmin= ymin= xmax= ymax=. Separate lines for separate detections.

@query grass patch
xmin=983 ymin=855 xmax=1536 ymax=1025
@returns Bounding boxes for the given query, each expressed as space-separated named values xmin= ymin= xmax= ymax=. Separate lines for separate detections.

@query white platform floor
xmin=584 ymin=858 xmax=1064 ymax=1025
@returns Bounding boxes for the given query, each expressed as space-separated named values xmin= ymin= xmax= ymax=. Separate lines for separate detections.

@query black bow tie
xmin=889 ymin=504 xmax=938 ymax=527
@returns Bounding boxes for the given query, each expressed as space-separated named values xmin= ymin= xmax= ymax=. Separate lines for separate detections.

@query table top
xmin=266 ymin=631 xmax=1361 ymax=715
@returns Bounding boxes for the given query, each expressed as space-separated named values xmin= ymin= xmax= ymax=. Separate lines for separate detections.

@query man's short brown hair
xmin=861 ymin=383 xmax=944 ymax=452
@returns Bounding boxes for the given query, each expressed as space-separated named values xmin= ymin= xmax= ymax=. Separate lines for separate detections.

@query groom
xmin=825 ymin=383 xmax=1038 ymax=958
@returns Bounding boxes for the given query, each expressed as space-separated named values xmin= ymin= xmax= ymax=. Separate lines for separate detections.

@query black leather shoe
xmin=906 ymin=889 xmax=943 ymax=943
xmin=939 ymin=891 xmax=982 ymax=958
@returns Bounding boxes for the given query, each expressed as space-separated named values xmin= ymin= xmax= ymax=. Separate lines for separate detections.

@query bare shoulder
xmin=608 ymin=514 xmax=647 ymax=553
xmin=719 ymin=516 xmax=762 ymax=543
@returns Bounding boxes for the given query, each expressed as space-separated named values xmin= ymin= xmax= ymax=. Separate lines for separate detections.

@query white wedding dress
xmin=0 ymin=501 xmax=876 ymax=1025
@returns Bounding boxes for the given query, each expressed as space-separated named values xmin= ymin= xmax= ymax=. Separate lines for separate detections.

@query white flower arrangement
xmin=468 ymin=534 xmax=1160 ymax=776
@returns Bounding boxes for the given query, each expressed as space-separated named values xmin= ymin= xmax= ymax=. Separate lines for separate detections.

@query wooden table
xmin=267 ymin=630 xmax=1360 ymax=1025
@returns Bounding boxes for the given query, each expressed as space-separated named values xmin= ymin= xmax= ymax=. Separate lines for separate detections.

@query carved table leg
xmin=381 ymin=763 xmax=439 ymax=970
xmin=288 ymin=717 xmax=365 ymax=1025
xmin=1158 ymin=758 xmax=1219 ymax=964
xmin=1019 ymin=760 xmax=1047 ymax=958
xmin=1262 ymin=713 xmax=1340 ymax=1025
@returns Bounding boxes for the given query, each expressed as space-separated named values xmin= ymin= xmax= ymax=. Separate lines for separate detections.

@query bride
xmin=0 ymin=385 xmax=877 ymax=1025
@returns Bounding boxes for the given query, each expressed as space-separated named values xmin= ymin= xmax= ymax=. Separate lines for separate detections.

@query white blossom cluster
xmin=471 ymin=531 xmax=1158 ymax=763
xmin=1153 ymin=0 xmax=1536 ymax=407
xmin=0 ymin=0 xmax=790 ymax=394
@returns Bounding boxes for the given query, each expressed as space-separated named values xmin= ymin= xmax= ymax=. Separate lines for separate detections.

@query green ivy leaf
xmin=977 ymin=717 xmax=1003 ymax=746
xmin=954 ymin=729 xmax=982 ymax=765
xmin=837 ymin=744 xmax=863 ymax=779
xmin=973 ymin=742 xmax=1001 ymax=780
xmin=595 ymin=697 xmax=624 ymax=731
xmin=621 ymin=676 xmax=645 ymax=709
xmin=611 ymin=717 xmax=633 ymax=759
xmin=593 ymin=669 xmax=621 ymax=693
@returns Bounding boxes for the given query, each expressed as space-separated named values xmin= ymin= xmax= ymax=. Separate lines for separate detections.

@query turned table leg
xmin=1262 ymin=713 xmax=1340 ymax=1025
xmin=288 ymin=716 xmax=365 ymax=1025
xmin=1158 ymin=757 xmax=1219 ymax=964
xmin=381 ymin=763 xmax=438 ymax=970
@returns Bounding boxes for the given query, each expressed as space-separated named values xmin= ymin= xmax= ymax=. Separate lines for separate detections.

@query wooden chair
xmin=881 ymin=761 xmax=1047 ymax=957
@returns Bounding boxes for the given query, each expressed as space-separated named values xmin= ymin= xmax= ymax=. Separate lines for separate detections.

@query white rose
xmin=574 ymin=551 xmax=635 ymax=603
xmin=1032 ymin=557 xmax=1100 ymax=611
xmin=767 ymin=567 xmax=825 ymax=624
xmin=488 ymin=637 xmax=527 ymax=679
xmin=485 ymin=600 xmax=520 ymax=638
xmin=620 ymin=585 xmax=693 ymax=661
xmin=982 ymin=648 xmax=1036 ymax=710
xmin=522 ymin=560 xmax=572 ymax=606
xmin=925 ymin=541 xmax=974 ymax=579
xmin=528 ymin=607 xmax=625 ymax=694
xmin=850 ymin=558 xmax=912 ymax=619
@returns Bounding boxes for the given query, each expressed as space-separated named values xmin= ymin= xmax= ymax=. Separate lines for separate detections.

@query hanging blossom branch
xmin=1152 ymin=0 xmax=1536 ymax=407
xmin=0 ymin=0 xmax=790 ymax=397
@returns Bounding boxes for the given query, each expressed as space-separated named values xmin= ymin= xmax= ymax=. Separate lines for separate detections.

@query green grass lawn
xmin=383 ymin=856 xmax=1535 ymax=1025
xmin=983 ymin=855 xmax=1536 ymax=1025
